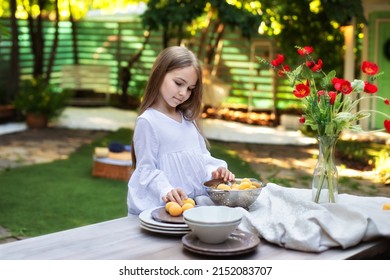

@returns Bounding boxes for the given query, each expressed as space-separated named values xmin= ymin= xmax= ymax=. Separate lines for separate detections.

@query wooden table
xmin=0 ymin=215 xmax=388 ymax=260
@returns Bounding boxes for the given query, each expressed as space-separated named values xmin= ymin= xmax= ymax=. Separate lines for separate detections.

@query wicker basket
xmin=92 ymin=160 xmax=133 ymax=181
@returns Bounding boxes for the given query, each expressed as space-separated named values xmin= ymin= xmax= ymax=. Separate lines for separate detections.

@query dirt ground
xmin=1 ymin=127 xmax=389 ymax=198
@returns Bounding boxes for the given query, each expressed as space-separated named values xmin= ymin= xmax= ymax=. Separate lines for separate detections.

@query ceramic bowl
xmin=204 ymin=178 xmax=263 ymax=208
xmin=183 ymin=205 xmax=243 ymax=224
xmin=183 ymin=206 xmax=243 ymax=244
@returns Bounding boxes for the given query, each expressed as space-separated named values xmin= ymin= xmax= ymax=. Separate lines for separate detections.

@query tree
xmin=141 ymin=0 xmax=206 ymax=48
xmin=142 ymin=0 xmax=261 ymax=71
xmin=8 ymin=0 xmax=19 ymax=103
xmin=259 ymin=0 xmax=367 ymax=74
xmin=46 ymin=0 xmax=60 ymax=82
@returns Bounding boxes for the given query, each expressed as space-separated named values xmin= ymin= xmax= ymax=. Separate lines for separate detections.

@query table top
xmin=0 ymin=215 xmax=388 ymax=260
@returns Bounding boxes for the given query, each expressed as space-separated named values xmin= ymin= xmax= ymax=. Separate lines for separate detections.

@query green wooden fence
xmin=0 ymin=17 xmax=298 ymax=111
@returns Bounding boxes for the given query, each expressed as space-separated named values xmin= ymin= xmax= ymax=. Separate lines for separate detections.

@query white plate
xmin=139 ymin=207 xmax=188 ymax=229
xmin=140 ymin=223 xmax=190 ymax=236
xmin=140 ymin=220 xmax=189 ymax=231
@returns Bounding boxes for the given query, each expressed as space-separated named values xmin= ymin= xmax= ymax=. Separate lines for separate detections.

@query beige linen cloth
xmin=196 ymin=183 xmax=390 ymax=252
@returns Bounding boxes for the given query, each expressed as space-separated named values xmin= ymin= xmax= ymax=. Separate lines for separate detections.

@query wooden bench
xmin=61 ymin=64 xmax=111 ymax=106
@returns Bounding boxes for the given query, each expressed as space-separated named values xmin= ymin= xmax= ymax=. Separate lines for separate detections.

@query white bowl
xmin=184 ymin=219 xmax=241 ymax=244
xmin=183 ymin=206 xmax=243 ymax=224
xmin=182 ymin=206 xmax=243 ymax=244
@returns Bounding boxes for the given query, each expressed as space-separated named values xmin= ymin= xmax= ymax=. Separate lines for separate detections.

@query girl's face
xmin=157 ymin=66 xmax=198 ymax=110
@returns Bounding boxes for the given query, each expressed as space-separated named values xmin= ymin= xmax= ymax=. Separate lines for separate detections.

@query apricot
xmin=238 ymin=181 xmax=252 ymax=190
xmin=182 ymin=198 xmax=196 ymax=206
xmin=168 ymin=203 xmax=183 ymax=217
xmin=217 ymin=183 xmax=231 ymax=190
xmin=182 ymin=203 xmax=194 ymax=212
xmin=165 ymin=201 xmax=177 ymax=212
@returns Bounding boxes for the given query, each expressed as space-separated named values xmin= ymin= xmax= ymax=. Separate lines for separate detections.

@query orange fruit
xmin=181 ymin=203 xmax=194 ymax=212
xmin=242 ymin=178 xmax=251 ymax=183
xmin=182 ymin=198 xmax=196 ymax=206
xmin=168 ymin=203 xmax=183 ymax=217
xmin=238 ymin=181 xmax=251 ymax=190
xmin=217 ymin=183 xmax=231 ymax=190
xmin=165 ymin=201 xmax=177 ymax=212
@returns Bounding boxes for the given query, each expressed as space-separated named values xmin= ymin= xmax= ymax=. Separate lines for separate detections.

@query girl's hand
xmin=163 ymin=188 xmax=187 ymax=206
xmin=211 ymin=167 xmax=235 ymax=182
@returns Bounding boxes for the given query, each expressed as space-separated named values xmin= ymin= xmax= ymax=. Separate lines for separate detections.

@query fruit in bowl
xmin=183 ymin=206 xmax=243 ymax=244
xmin=203 ymin=178 xmax=263 ymax=208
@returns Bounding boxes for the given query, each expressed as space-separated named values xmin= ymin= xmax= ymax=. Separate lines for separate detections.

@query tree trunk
xmin=8 ymin=0 xmax=20 ymax=103
xmin=46 ymin=0 xmax=59 ymax=82
xmin=120 ymin=33 xmax=150 ymax=105
xmin=25 ymin=0 xmax=47 ymax=78
xmin=162 ymin=27 xmax=169 ymax=48
xmin=69 ymin=2 xmax=79 ymax=64
xmin=205 ymin=20 xmax=225 ymax=67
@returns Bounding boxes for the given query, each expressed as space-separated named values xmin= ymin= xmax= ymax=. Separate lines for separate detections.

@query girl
xmin=127 ymin=46 xmax=235 ymax=215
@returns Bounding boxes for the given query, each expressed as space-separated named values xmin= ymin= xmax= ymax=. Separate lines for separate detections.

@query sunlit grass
xmin=0 ymin=129 xmax=259 ymax=238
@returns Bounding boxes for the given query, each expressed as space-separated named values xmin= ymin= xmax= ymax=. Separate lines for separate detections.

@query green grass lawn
xmin=0 ymin=128 xmax=258 ymax=238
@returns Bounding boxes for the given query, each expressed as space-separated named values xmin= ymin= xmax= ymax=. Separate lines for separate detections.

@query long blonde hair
xmin=131 ymin=46 xmax=205 ymax=168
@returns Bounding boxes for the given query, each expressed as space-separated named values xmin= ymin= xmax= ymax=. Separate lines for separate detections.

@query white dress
xmin=127 ymin=108 xmax=227 ymax=215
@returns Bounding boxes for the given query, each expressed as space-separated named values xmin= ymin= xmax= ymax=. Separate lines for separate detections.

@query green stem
xmin=313 ymin=136 xmax=338 ymax=203
xmin=314 ymin=168 xmax=326 ymax=203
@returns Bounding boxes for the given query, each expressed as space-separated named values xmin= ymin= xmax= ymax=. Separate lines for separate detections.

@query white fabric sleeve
xmin=127 ymin=118 xmax=173 ymax=215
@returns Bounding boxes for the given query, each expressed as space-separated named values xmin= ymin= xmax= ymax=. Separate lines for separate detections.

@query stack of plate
xmin=138 ymin=207 xmax=191 ymax=235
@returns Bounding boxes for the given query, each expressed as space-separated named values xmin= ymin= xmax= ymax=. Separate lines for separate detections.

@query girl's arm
xmin=127 ymin=118 xmax=174 ymax=214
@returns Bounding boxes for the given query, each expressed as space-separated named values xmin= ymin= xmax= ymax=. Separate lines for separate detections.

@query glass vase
xmin=311 ymin=135 xmax=338 ymax=203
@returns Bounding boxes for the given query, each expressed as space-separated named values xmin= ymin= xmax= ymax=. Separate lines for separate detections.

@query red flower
xmin=278 ymin=65 xmax=291 ymax=77
xmin=339 ymin=80 xmax=352 ymax=94
xmin=332 ymin=78 xmax=352 ymax=94
xmin=364 ymin=81 xmax=378 ymax=94
xmin=293 ymin=81 xmax=310 ymax=98
xmin=384 ymin=120 xmax=390 ymax=133
xmin=306 ymin=61 xmax=314 ymax=68
xmin=328 ymin=91 xmax=337 ymax=105
xmin=310 ymin=59 xmax=323 ymax=72
xmin=271 ymin=54 xmax=285 ymax=67
xmin=297 ymin=46 xmax=313 ymax=55
xmin=385 ymin=98 xmax=390 ymax=105
xmin=361 ymin=61 xmax=379 ymax=75
xmin=331 ymin=77 xmax=344 ymax=89
xmin=299 ymin=116 xmax=306 ymax=123
xmin=317 ymin=90 xmax=326 ymax=96
xmin=317 ymin=90 xmax=325 ymax=102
